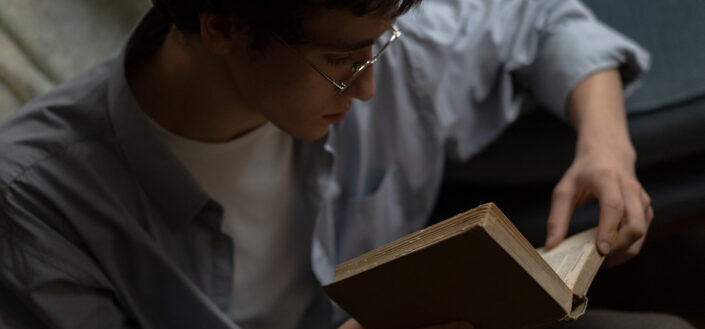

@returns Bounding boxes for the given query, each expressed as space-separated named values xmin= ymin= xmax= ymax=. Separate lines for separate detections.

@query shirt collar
xmin=107 ymin=9 xmax=210 ymax=231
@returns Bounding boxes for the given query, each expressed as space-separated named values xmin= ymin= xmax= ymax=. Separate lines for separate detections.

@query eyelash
xmin=326 ymin=55 xmax=354 ymax=67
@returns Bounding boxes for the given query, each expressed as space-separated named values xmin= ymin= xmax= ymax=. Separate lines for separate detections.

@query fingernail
xmin=599 ymin=242 xmax=611 ymax=254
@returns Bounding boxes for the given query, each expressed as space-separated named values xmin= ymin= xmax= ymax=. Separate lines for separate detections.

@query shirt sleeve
xmin=0 ymin=186 xmax=136 ymax=329
xmin=0 ymin=159 xmax=243 ymax=329
xmin=511 ymin=0 xmax=651 ymax=118
xmin=394 ymin=0 xmax=650 ymax=160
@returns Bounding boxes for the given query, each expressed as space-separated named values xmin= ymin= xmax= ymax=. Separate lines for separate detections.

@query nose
xmin=345 ymin=65 xmax=376 ymax=101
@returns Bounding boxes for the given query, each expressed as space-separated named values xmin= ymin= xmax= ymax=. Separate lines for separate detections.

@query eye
xmin=325 ymin=54 xmax=354 ymax=67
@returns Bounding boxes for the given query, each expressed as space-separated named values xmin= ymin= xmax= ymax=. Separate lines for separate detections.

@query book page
xmin=536 ymin=228 xmax=598 ymax=291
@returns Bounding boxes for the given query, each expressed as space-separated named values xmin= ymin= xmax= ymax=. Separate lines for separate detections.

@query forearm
xmin=567 ymin=69 xmax=636 ymax=164
xmin=548 ymin=68 xmax=653 ymax=264
xmin=547 ymin=68 xmax=653 ymax=259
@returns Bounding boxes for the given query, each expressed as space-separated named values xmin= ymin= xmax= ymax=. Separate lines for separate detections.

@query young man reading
xmin=0 ymin=0 xmax=694 ymax=328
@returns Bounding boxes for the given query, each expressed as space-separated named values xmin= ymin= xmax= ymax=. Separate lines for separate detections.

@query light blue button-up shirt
xmin=0 ymin=1 xmax=648 ymax=328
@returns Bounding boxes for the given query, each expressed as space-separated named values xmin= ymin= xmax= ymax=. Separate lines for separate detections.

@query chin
xmin=270 ymin=115 xmax=336 ymax=141
xmin=281 ymin=122 xmax=331 ymax=141
xmin=297 ymin=126 xmax=331 ymax=141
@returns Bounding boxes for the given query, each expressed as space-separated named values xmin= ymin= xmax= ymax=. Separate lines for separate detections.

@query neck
xmin=127 ymin=28 xmax=267 ymax=142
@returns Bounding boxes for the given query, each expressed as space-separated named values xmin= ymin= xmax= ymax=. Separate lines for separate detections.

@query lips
xmin=324 ymin=100 xmax=353 ymax=123
xmin=323 ymin=111 xmax=347 ymax=123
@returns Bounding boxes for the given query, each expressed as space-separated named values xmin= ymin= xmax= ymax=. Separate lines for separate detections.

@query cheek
xmin=229 ymin=50 xmax=343 ymax=139
xmin=256 ymin=76 xmax=341 ymax=140
xmin=263 ymin=90 xmax=337 ymax=140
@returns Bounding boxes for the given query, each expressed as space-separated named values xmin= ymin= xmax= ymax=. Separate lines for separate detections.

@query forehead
xmin=300 ymin=9 xmax=395 ymax=50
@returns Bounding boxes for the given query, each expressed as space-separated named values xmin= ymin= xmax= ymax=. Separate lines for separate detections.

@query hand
xmin=545 ymin=142 xmax=654 ymax=266
xmin=338 ymin=318 xmax=474 ymax=329
xmin=544 ymin=69 xmax=654 ymax=267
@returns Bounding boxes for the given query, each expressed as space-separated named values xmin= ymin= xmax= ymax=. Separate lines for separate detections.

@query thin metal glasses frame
xmin=277 ymin=25 xmax=402 ymax=96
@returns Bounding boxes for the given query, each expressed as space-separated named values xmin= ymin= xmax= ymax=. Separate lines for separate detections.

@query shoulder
xmin=0 ymin=57 xmax=118 ymax=188
xmin=0 ymin=55 xmax=140 ymax=248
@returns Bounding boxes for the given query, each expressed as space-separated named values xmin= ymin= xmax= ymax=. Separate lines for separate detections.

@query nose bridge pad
xmin=350 ymin=65 xmax=376 ymax=100
xmin=353 ymin=63 xmax=364 ymax=73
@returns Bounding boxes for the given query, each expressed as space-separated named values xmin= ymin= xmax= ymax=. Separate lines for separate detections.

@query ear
xmin=199 ymin=12 xmax=241 ymax=55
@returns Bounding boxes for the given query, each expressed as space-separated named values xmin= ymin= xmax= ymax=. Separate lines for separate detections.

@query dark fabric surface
xmin=587 ymin=227 xmax=705 ymax=317
xmin=582 ymin=0 xmax=705 ymax=113
xmin=553 ymin=310 xmax=695 ymax=329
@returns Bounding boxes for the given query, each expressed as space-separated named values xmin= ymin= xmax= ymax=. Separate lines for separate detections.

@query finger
xmin=641 ymin=189 xmax=654 ymax=225
xmin=546 ymin=180 xmax=576 ymax=249
xmin=604 ymin=233 xmax=646 ymax=268
xmin=611 ymin=181 xmax=647 ymax=254
xmin=608 ymin=186 xmax=653 ymax=266
xmin=595 ymin=177 xmax=624 ymax=255
xmin=640 ymin=188 xmax=651 ymax=208
xmin=646 ymin=204 xmax=654 ymax=224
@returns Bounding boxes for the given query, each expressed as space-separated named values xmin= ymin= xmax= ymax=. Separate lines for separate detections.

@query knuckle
xmin=546 ymin=220 xmax=564 ymax=232
xmin=633 ymin=227 xmax=646 ymax=240
xmin=625 ymin=247 xmax=641 ymax=259
xmin=596 ymin=167 xmax=618 ymax=180
xmin=625 ymin=179 xmax=642 ymax=193
xmin=647 ymin=207 xmax=655 ymax=222
xmin=546 ymin=220 xmax=557 ymax=230
xmin=602 ymin=198 xmax=624 ymax=214
xmin=642 ymin=190 xmax=652 ymax=205
xmin=624 ymin=224 xmax=646 ymax=242
xmin=552 ymin=186 xmax=571 ymax=199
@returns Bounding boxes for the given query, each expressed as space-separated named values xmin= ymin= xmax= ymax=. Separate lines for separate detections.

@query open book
xmin=324 ymin=203 xmax=604 ymax=329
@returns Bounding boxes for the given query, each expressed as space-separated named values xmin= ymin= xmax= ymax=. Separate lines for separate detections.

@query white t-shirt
xmin=150 ymin=120 xmax=317 ymax=329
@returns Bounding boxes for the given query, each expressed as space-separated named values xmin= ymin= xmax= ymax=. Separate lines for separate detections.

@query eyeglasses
xmin=277 ymin=25 xmax=402 ymax=96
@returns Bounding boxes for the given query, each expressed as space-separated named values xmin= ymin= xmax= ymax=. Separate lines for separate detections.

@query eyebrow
xmin=312 ymin=38 xmax=379 ymax=52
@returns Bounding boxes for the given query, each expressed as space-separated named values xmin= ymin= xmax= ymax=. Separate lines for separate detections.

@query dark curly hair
xmin=151 ymin=0 xmax=421 ymax=47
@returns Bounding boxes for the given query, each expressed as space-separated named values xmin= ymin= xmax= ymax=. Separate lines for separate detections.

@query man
xmin=0 ymin=0 xmax=693 ymax=328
